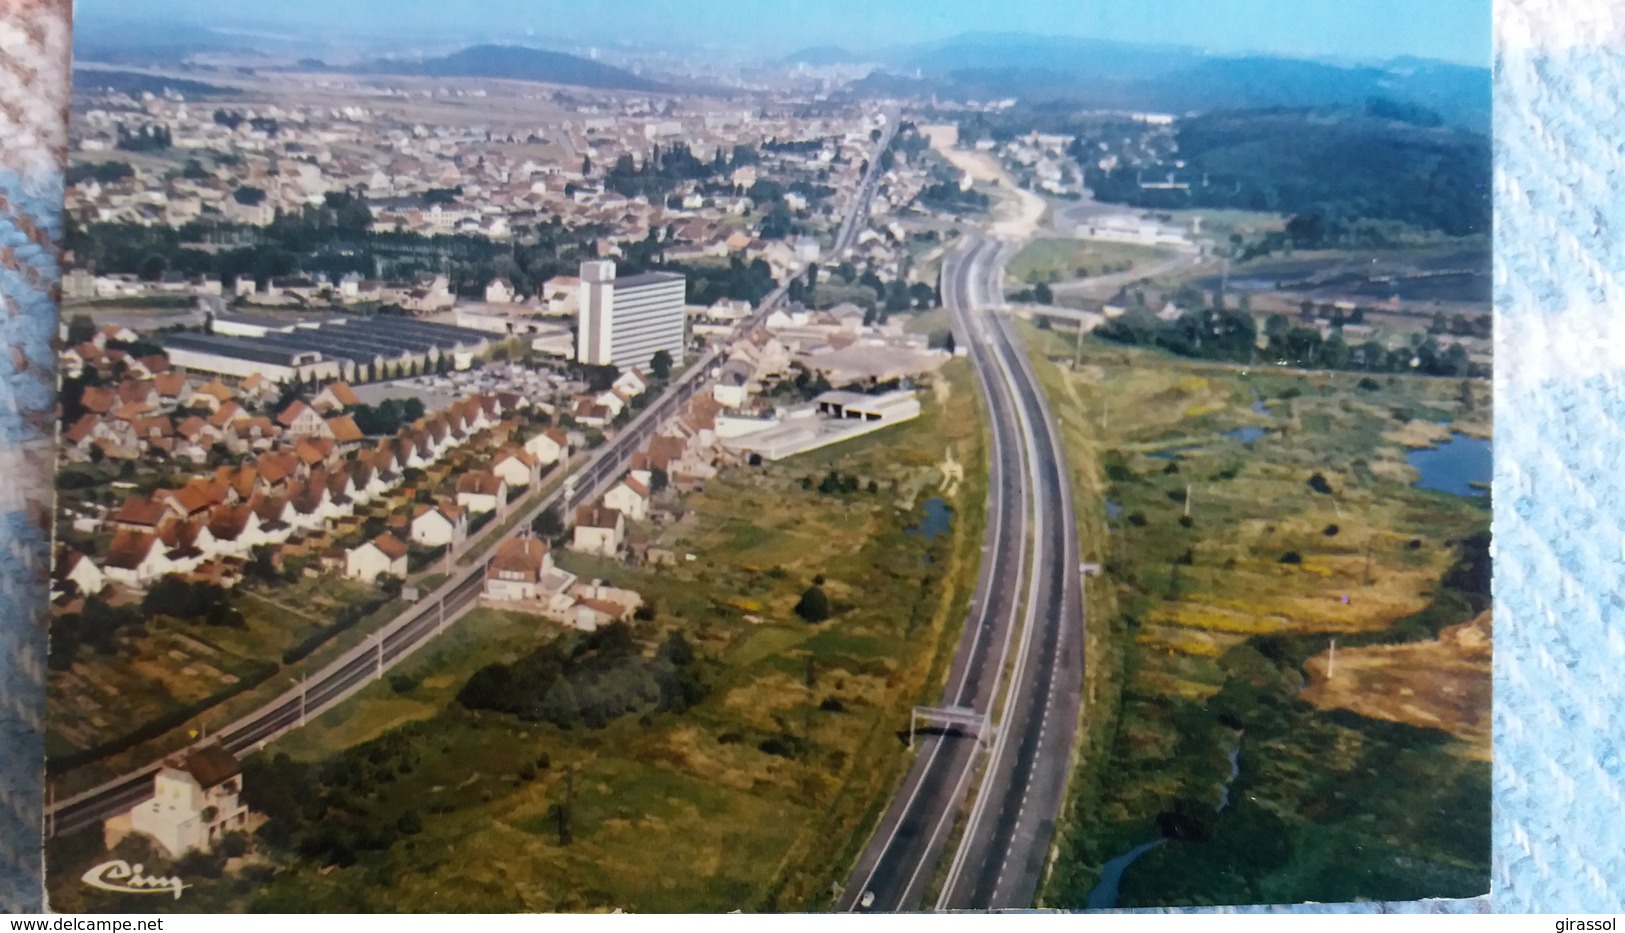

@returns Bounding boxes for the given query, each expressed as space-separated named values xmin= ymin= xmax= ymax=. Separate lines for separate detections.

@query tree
xmin=794 ymin=584 xmax=831 ymax=623
xmin=376 ymin=573 xmax=404 ymax=599
xmin=649 ymin=467 xmax=669 ymax=493
xmin=649 ymin=349 xmax=673 ymax=380
xmin=539 ymin=678 xmax=580 ymax=728
xmin=1033 ymin=282 xmax=1054 ymax=304
xmin=532 ymin=508 xmax=564 ymax=539
xmin=66 ymin=314 xmax=97 ymax=346
xmin=943 ymin=331 xmax=956 ymax=355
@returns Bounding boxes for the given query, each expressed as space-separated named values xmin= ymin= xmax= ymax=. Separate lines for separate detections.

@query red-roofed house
xmin=312 ymin=381 xmax=361 ymax=414
xmin=410 ymin=501 xmax=467 ymax=549
xmin=571 ymin=505 xmax=624 ymax=557
xmin=345 ymin=533 xmax=408 ymax=584
xmin=276 ymin=400 xmax=332 ymax=439
xmin=524 ymin=427 xmax=568 ymax=466
xmin=484 ymin=536 xmax=553 ymax=601
xmin=490 ymin=448 xmax=540 ymax=489
xmin=455 ymin=471 xmax=508 ymax=515
xmin=602 ymin=476 xmax=650 ymax=521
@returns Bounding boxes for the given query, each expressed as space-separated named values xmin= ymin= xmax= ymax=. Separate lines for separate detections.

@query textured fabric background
xmin=0 ymin=0 xmax=1616 ymax=914
xmin=0 ymin=0 xmax=68 ymax=915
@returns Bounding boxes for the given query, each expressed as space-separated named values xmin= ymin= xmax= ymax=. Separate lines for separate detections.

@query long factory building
xmin=162 ymin=314 xmax=496 ymax=384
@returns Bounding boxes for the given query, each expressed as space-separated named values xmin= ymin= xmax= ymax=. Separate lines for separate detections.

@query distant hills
xmin=354 ymin=45 xmax=664 ymax=93
xmin=855 ymin=33 xmax=1490 ymax=133
xmin=785 ymin=46 xmax=871 ymax=67
xmin=1088 ymin=106 xmax=1491 ymax=238
xmin=74 ymin=20 xmax=260 ymax=66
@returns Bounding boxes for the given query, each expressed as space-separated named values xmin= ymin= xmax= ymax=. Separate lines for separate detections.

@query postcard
xmin=38 ymin=0 xmax=1491 ymax=912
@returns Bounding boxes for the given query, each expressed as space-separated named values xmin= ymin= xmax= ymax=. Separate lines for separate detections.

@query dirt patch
xmin=1299 ymin=611 xmax=1491 ymax=756
xmin=932 ymin=144 xmax=1045 ymax=240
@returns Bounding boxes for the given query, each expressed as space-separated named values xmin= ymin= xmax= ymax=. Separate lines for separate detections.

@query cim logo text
xmin=81 ymin=861 xmax=188 ymax=900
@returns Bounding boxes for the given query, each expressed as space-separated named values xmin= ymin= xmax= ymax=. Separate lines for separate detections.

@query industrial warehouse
xmin=162 ymin=313 xmax=498 ymax=384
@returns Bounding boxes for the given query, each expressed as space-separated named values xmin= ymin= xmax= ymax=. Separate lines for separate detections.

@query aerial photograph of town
xmin=43 ymin=0 xmax=1491 ymax=913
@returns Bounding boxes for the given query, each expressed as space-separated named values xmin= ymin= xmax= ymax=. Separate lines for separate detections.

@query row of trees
xmin=115 ymin=124 xmax=172 ymax=153
xmin=1095 ymin=304 xmax=1486 ymax=378
xmin=917 ymin=182 xmax=991 ymax=215
xmin=349 ymin=397 xmax=428 ymax=436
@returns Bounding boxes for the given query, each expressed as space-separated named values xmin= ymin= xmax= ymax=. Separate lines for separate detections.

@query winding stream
xmin=1084 ymin=733 xmax=1245 ymax=910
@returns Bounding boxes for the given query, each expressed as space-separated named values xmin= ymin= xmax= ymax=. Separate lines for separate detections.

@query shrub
xmin=819 ymin=697 xmax=845 ymax=712
xmin=1279 ymin=551 xmax=1303 ymax=564
xmin=1127 ymin=511 xmax=1148 ymax=527
xmin=1307 ymin=472 xmax=1334 ymax=494
xmin=1178 ymin=515 xmax=1194 ymax=528
xmin=794 ymin=585 xmax=831 ymax=623
xmin=1323 ymin=524 xmax=1340 ymax=536
xmin=397 ymin=810 xmax=423 ymax=835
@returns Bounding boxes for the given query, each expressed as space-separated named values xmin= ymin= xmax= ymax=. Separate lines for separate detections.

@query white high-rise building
xmin=576 ymin=259 xmax=686 ymax=369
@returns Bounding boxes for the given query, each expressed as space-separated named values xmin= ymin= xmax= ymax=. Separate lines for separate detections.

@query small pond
xmin=908 ymin=497 xmax=955 ymax=541
xmin=1223 ymin=426 xmax=1267 ymax=444
xmin=1406 ymin=433 xmax=1491 ymax=497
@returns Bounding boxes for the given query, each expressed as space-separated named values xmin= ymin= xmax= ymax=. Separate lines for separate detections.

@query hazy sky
xmin=77 ymin=0 xmax=1491 ymax=67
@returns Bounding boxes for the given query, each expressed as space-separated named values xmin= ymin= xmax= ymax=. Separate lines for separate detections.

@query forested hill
xmin=356 ymin=45 xmax=664 ymax=93
xmin=1087 ymin=106 xmax=1491 ymax=240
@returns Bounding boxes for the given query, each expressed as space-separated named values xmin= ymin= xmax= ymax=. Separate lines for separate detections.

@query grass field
xmin=49 ymin=579 xmax=407 ymax=796
xmin=1007 ymin=238 xmax=1173 ymax=286
xmin=1027 ymin=330 xmax=1492 ymax=908
xmin=47 ymin=360 xmax=992 ymax=913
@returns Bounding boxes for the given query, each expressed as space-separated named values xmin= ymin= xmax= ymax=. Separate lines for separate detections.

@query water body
xmin=1086 ymin=737 xmax=1245 ymax=910
xmin=1085 ymin=839 xmax=1168 ymax=910
xmin=1224 ymin=426 xmax=1267 ymax=444
xmin=908 ymin=497 xmax=954 ymax=541
xmin=1406 ymin=433 xmax=1492 ymax=497
xmin=1146 ymin=445 xmax=1200 ymax=461
xmin=1105 ymin=500 xmax=1123 ymax=519
xmin=1251 ymin=389 xmax=1274 ymax=417
xmin=1219 ymin=390 xmax=1273 ymax=443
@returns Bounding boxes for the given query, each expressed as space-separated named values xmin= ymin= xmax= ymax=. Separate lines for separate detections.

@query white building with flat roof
xmin=576 ymin=260 xmax=687 ymax=370
xmin=722 ymin=389 xmax=922 ymax=461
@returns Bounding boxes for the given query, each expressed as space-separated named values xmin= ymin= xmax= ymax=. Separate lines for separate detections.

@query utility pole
xmin=1327 ymin=637 xmax=1337 ymax=681
xmin=1184 ymin=483 xmax=1192 ymax=518
xmin=559 ymin=765 xmax=575 ymax=846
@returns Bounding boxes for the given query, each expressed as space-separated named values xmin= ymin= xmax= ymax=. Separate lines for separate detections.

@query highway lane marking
xmin=935 ymin=236 xmax=1053 ymax=910
xmin=846 ymin=237 xmax=1016 ymax=911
